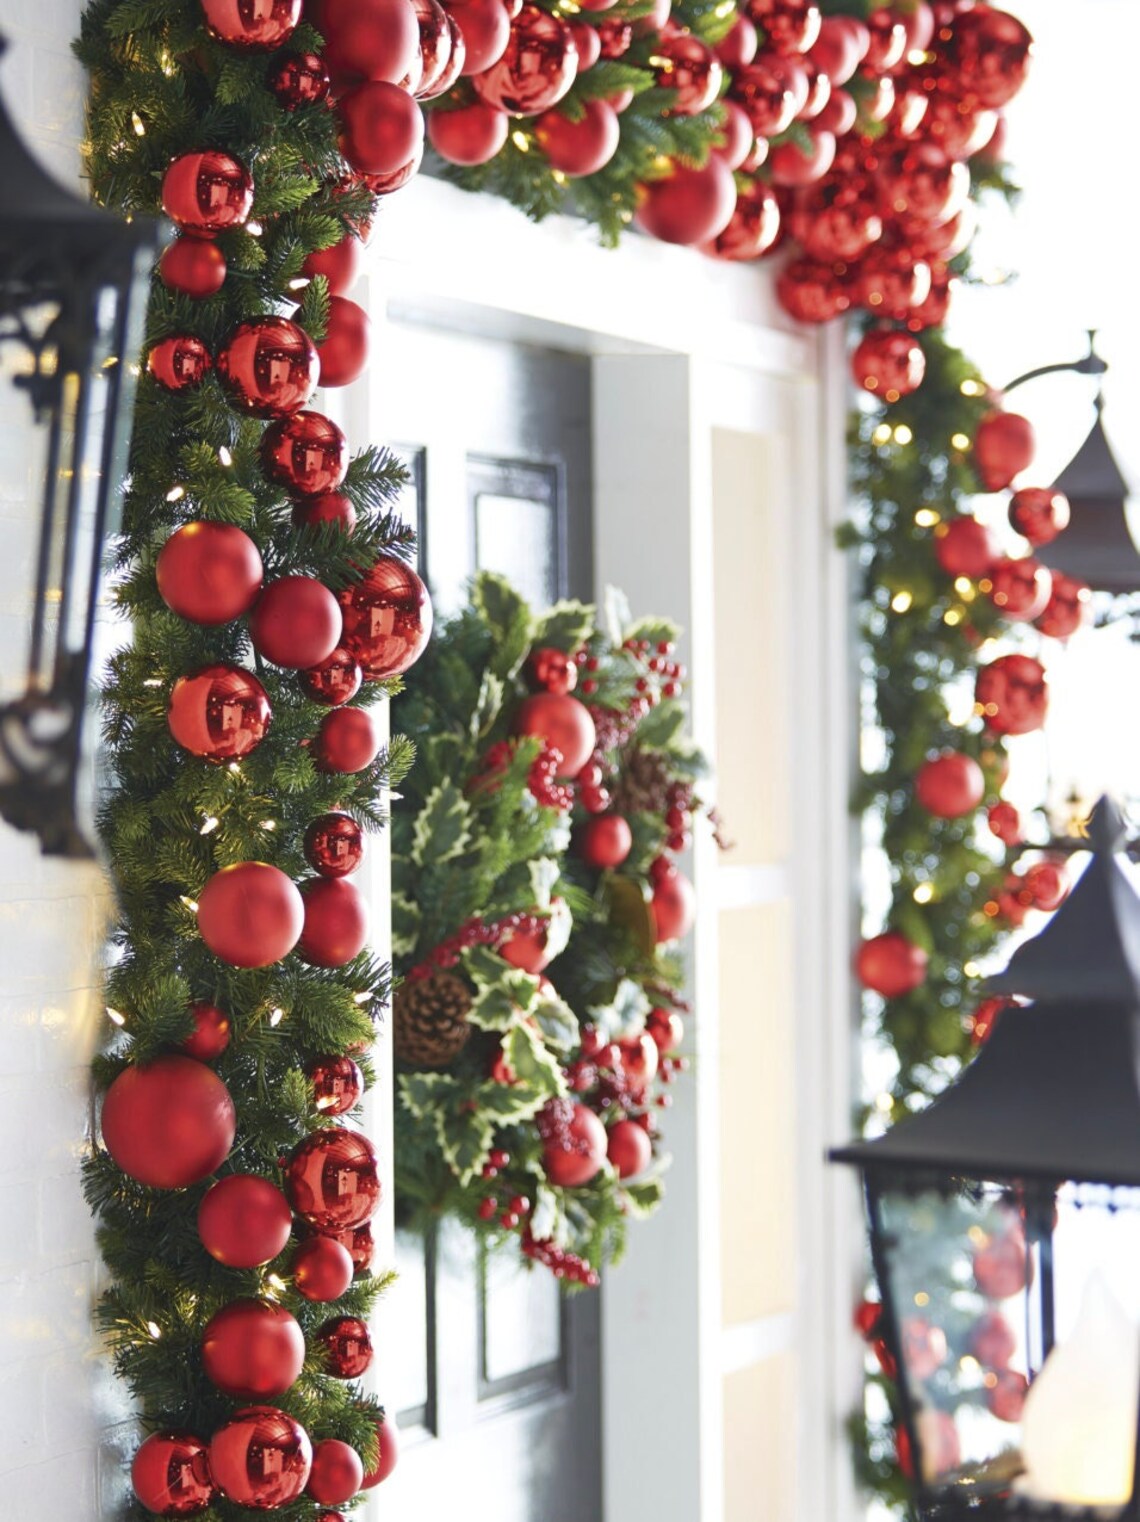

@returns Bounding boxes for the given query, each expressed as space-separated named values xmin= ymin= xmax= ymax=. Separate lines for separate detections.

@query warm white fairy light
xmin=260 ymin=819 xmax=276 ymax=831
xmin=218 ymin=446 xmax=233 ymax=467
xmin=146 ymin=1321 xmax=162 ymax=1339
xmin=131 ymin=111 xmax=146 ymax=136
xmin=891 ymin=591 xmax=913 ymax=613
xmin=180 ymin=895 xmax=199 ymax=913
xmin=511 ymin=131 xmax=530 ymax=152
xmin=893 ymin=424 xmax=913 ymax=445
xmin=142 ymin=677 xmax=163 ymax=687
xmin=871 ymin=422 xmax=893 ymax=445
xmin=165 ymin=485 xmax=185 ymax=502
xmin=353 ymin=990 xmax=373 ymax=1005
xmin=269 ymin=1007 xmax=285 ymax=1027
xmin=228 ymin=761 xmax=241 ymax=774
xmin=944 ymin=608 xmax=963 ymax=626
xmin=950 ymin=431 xmax=970 ymax=450
xmin=913 ymin=882 xmax=935 ymax=904
xmin=915 ymin=508 xmax=940 ymax=527
xmin=960 ymin=379 xmax=986 ymax=397
xmin=106 ymin=1007 xmax=127 ymax=1026
xmin=200 ymin=816 xmax=219 ymax=835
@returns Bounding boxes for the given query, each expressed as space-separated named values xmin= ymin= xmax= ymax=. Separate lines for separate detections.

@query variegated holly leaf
xmin=533 ymin=600 xmax=594 ymax=652
xmin=436 ymin=1104 xmax=494 ymax=1187
xmin=474 ymin=1078 xmax=550 ymax=1124
xmin=465 ymin=980 xmax=520 ymax=1032
xmin=531 ymin=987 xmax=578 ymax=1052
xmin=470 ymin=668 xmax=505 ymax=741
xmin=528 ymin=856 xmax=560 ymax=910
xmin=412 ymin=779 xmax=471 ymax=866
xmin=624 ymin=614 xmax=680 ymax=647
xmin=529 ymin=1183 xmax=561 ymax=1243
xmin=399 ymin=1070 xmax=461 ymax=1121
xmin=390 ymin=892 xmax=421 ymax=957
xmin=603 ymin=584 xmax=632 ymax=648
xmin=622 ymin=1177 xmax=666 ymax=1218
xmin=504 ymin=1021 xmax=565 ymax=1096
xmin=473 ymin=572 xmax=532 ymax=680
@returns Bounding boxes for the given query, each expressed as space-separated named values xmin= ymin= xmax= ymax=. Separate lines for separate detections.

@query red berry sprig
xmin=406 ymin=911 xmax=549 ymax=981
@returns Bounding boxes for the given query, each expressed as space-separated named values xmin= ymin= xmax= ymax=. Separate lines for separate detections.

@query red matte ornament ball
xmin=216 ymin=317 xmax=319 ymax=418
xmin=915 ymin=751 xmax=985 ymax=818
xmin=338 ymin=81 xmax=424 ymax=176
xmin=318 ymin=0 xmax=422 ymax=86
xmin=261 ymin=411 xmax=348 ymax=496
xmin=294 ymin=1235 xmax=357 ymax=1299
xmin=131 ymin=1431 xmax=215 ymax=1517
xmin=180 ymin=1001 xmax=232 ymax=1060
xmin=975 ymin=653 xmax=1047 ymax=736
xmin=471 ymin=5 xmax=578 ymax=116
xmin=167 ymin=664 xmax=271 ymax=762
xmin=298 ymin=877 xmax=370 ymax=967
xmin=317 ymin=298 xmax=371 ymax=388
xmin=287 ymin=1126 xmax=381 ymax=1230
xmin=427 ymin=100 xmax=508 ymax=165
xmin=651 ymin=865 xmax=695 ymax=943
xmin=855 ymin=931 xmax=927 ymax=997
xmin=337 ymin=555 xmax=433 ymax=680
xmin=160 ymin=237 xmax=228 ymax=299
xmin=704 ymin=180 xmax=781 ymax=261
xmin=302 ymin=236 xmax=362 ymax=300
xmin=851 ymin=330 xmax=924 ymax=401
xmin=654 ymin=33 xmax=722 ymax=115
xmin=250 ymin=576 xmax=343 ymax=670
xmin=310 ymin=1054 xmax=365 ymax=1115
xmin=987 ymin=557 xmax=1051 ymax=621
xmin=947 ymin=5 xmax=1033 ymax=109
xmin=934 ymin=515 xmax=998 ymax=579
xmin=607 ymin=1118 xmax=652 ymax=1179
xmin=534 ymin=98 xmax=620 ymax=177
xmin=578 ymin=813 xmax=632 ymax=870
xmin=448 ymin=0 xmax=513 ymax=75
xmin=527 ymin=646 xmax=577 ymax=694
xmin=293 ymin=491 xmax=357 ymax=535
xmin=635 ymin=157 xmax=736 ymax=247
xmin=360 ymin=1416 xmax=399 ymax=1488
xmin=197 ymin=861 xmax=305 ymax=968
xmin=512 ymin=692 xmax=596 ymax=778
xmin=316 ymin=706 xmax=381 ymax=773
xmin=162 ymin=151 xmax=253 ymax=235
xmin=198 ymin=1174 xmax=294 ymax=1267
xmin=148 ymin=335 xmax=212 ymax=391
xmin=500 ymin=899 xmax=570 ymax=973
xmin=974 ymin=409 xmax=1035 ymax=491
xmin=301 ymin=648 xmax=363 ymax=708
xmin=157 ymin=522 xmax=264 ymax=625
xmin=317 ymin=1316 xmax=373 ymax=1378
xmin=1009 ymin=486 xmax=1070 ymax=546
xmin=101 ymin=1056 xmax=237 ymax=1189
xmin=307 ymin=1441 xmax=364 ymax=1506
xmin=208 ymin=1407 xmax=312 ymax=1510
xmin=542 ymin=1101 xmax=608 ymax=1186
xmin=269 ymin=52 xmax=331 ymax=109
xmin=1035 ymin=572 xmax=1090 ymax=640
xmin=202 ymin=1298 xmax=305 ymax=1400
xmin=775 ymin=258 xmax=850 ymax=323
xmin=305 ymin=812 xmax=365 ymax=877
xmin=200 ymin=0 xmax=301 ymax=49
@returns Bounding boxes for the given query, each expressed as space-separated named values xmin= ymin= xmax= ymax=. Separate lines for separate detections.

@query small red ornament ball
xmin=261 ymin=411 xmax=348 ymax=496
xmin=970 ymin=1309 xmax=1016 ymax=1371
xmin=209 ymin=1407 xmax=312 ymax=1510
xmin=969 ymin=995 xmax=1013 ymax=1046
xmin=318 ymin=0 xmax=422 ymax=86
xmin=200 ymin=0 xmax=301 ymax=49
xmin=975 ymin=653 xmax=1047 ymax=736
xmin=636 ymin=159 xmax=736 ymax=247
xmin=311 ymin=1054 xmax=365 ymax=1115
xmin=317 ymin=1315 xmax=373 ymax=1378
xmin=338 ymin=81 xmax=425 ymax=176
xmin=768 ymin=127 xmax=836 ymax=187
xmin=287 ymin=1127 xmax=381 ymax=1230
xmin=202 ymin=1298 xmax=305 ymax=1400
xmin=987 ymin=1369 xmax=1029 ymax=1423
xmin=471 ymin=3 xmax=577 ymax=115
xmin=168 ymin=664 xmax=271 ymax=762
xmin=1035 ymin=572 xmax=1090 ymax=641
xmin=160 ymin=236 xmax=227 ymax=299
xmin=704 ymin=180 xmax=781 ymax=262
xmin=901 ymin=1316 xmax=948 ymax=1380
xmin=934 ymin=515 xmax=998 ymax=579
xmin=607 ymin=1118 xmax=652 ymax=1180
xmin=269 ymin=51 xmax=331 ymax=109
xmin=746 ymin=0 xmax=820 ymax=54
xmin=305 ymin=812 xmax=365 ymax=877
xmin=450 ymin=0 xmax=511 ymax=74
xmin=948 ymin=5 xmax=1033 ymax=109
xmin=709 ymin=100 xmax=754 ymax=172
xmin=301 ymin=648 xmax=363 ymax=708
xmin=855 ymin=931 xmax=928 ymax=998
xmin=974 ymin=409 xmax=1035 ymax=491
xmin=307 ymin=1440 xmax=364 ymax=1506
xmin=181 ymin=1001 xmax=232 ymax=1060
xmin=198 ymin=1175 xmax=294 ymax=1267
xmin=293 ymin=1235 xmax=356 ymax=1300
xmin=250 ymin=576 xmax=343 ymax=670
xmin=338 ymin=556 xmax=434 ymax=680
xmin=148 ymin=335 xmax=212 ymax=391
xmin=987 ymin=557 xmax=1051 ymax=621
xmin=427 ymin=100 xmax=509 ymax=165
xmin=654 ymin=32 xmax=722 ymax=115
xmin=360 ymin=1416 xmax=399 ymax=1488
xmin=317 ymin=298 xmax=371 ymax=388
xmin=527 ymin=646 xmax=577 ymax=694
xmin=973 ymin=1222 xmax=1027 ymax=1298
xmin=500 ymin=898 xmax=571 ymax=973
xmin=162 ymin=151 xmax=253 ymax=235
xmin=316 ymin=707 xmax=382 ymax=773
xmin=325 ymin=1221 xmax=374 ymax=1275
xmin=1009 ymin=486 xmax=1070 ymax=546
xmin=534 ymin=98 xmax=620 ymax=177
xmin=512 ymin=693 xmax=596 ymax=777
xmin=647 ymin=1005 xmax=683 ymax=1053
xmin=131 ymin=1431 xmax=215 ymax=1517
xmin=298 ymin=877 xmax=370 ymax=967
xmin=157 ymin=522 xmax=264 ymax=626
xmin=1023 ymin=859 xmax=1067 ymax=911
xmin=915 ymin=751 xmax=985 ymax=819
xmin=717 ymin=12 xmax=757 ymax=68
xmin=730 ymin=58 xmax=798 ymax=137
xmin=851 ymin=330 xmax=924 ymax=402
xmin=578 ymin=813 xmax=632 ymax=870
xmin=775 ymin=257 xmax=850 ymax=324
xmin=543 ymin=1102 xmax=608 ymax=1186
xmin=102 ymin=1056 xmax=236 ymax=1189
xmin=216 ymin=317 xmax=319 ymax=418
xmin=651 ymin=865 xmax=696 ymax=943
xmin=987 ymin=799 xmax=1021 ymax=846
xmin=197 ymin=861 xmax=305 ymax=968
xmin=293 ymin=492 xmax=357 ymax=535
xmin=425 ymin=10 xmax=467 ymax=94
xmin=302 ymin=234 xmax=363 ymax=298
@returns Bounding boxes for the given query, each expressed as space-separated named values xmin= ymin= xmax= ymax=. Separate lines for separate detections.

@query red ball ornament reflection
xmin=168 ymin=664 xmax=271 ymax=761
xmin=654 ymin=33 xmax=722 ymax=115
xmin=298 ymin=877 xmax=370 ymax=967
xmin=338 ymin=81 xmax=424 ymax=175
xmin=534 ymin=98 xmax=621 ymax=177
xmin=250 ymin=576 xmax=342 ymax=670
xmin=293 ymin=1234 xmax=356 ymax=1300
xmin=987 ymin=557 xmax=1051 ymax=621
xmin=310 ymin=1054 xmax=365 ymax=1115
xmin=317 ymin=1315 xmax=373 ymax=1377
xmin=307 ymin=1441 xmax=364 ymax=1506
xmin=975 ymin=653 xmax=1047 ymax=736
xmin=202 ymin=1298 xmax=305 ymax=1400
xmin=269 ymin=52 xmax=331 ymax=108
xmin=973 ymin=1222 xmax=1028 ymax=1297
xmin=974 ymin=409 xmax=1035 ymax=491
xmin=301 ymin=648 xmax=363 ymax=708
xmin=216 ymin=317 xmax=318 ymax=418
xmin=197 ymin=861 xmax=305 ymax=968
xmin=148 ymin=335 xmax=212 ymax=391
xmin=471 ymin=5 xmax=578 ymax=117
xmin=338 ymin=555 xmax=433 ymax=680
xmin=596 ymin=18 xmax=632 ymax=58
xmin=934 ymin=515 xmax=998 ymax=578
xmin=132 ymin=1431 xmax=215 ymax=1517
xmin=324 ymin=1221 xmax=375 ymax=1274
xmin=261 ymin=411 xmax=348 ymax=496
xmin=428 ymin=99 xmax=508 ymax=165
xmin=316 ymin=706 xmax=381 ymax=773
xmin=902 ymin=1316 xmax=948 ymax=1380
xmin=947 ymin=5 xmax=1033 ymax=109
xmin=636 ymin=159 xmax=736 ymax=247
xmin=851 ymin=330 xmax=924 ymax=401
xmin=287 ymin=1126 xmax=381 ymax=1229
xmin=160 ymin=236 xmax=228 ymax=299
xmin=855 ymin=931 xmax=927 ymax=997
xmin=776 ymin=258 xmax=850 ymax=323
xmin=162 ymin=151 xmax=253 ymax=235
xmin=305 ymin=813 xmax=366 ymax=880
xmin=157 ymin=522 xmax=264 ymax=625
xmin=704 ymin=180 xmax=781 ymax=261
xmin=180 ymin=1001 xmax=232 ymax=1060
xmin=102 ymin=1056 xmax=237 ymax=1188
xmin=198 ymin=1174 xmax=294 ymax=1267
xmin=200 ymin=0 xmax=301 ymax=49
xmin=209 ymin=1407 xmax=312 ymax=1510
xmin=1009 ymin=486 xmax=1069 ymax=546
xmin=915 ymin=751 xmax=984 ymax=818
xmin=317 ymin=298 xmax=371 ymax=388
xmin=987 ymin=1369 xmax=1029 ymax=1423
xmin=1034 ymin=572 xmax=1090 ymax=641
xmin=970 ymin=1309 xmax=1016 ymax=1370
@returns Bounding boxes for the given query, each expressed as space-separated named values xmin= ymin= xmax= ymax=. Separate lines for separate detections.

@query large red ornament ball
xmin=534 ymin=98 xmax=620 ymax=177
xmin=197 ymin=861 xmax=305 ymax=968
xmin=209 ymin=1407 xmax=312 ymax=1510
xmin=607 ymin=1118 xmax=651 ymax=1180
xmin=948 ymin=5 xmax=1033 ymax=109
xmin=168 ymin=664 xmax=271 ymax=762
xmin=261 ymin=411 xmax=348 ymax=496
xmin=318 ymin=0 xmax=421 ymax=85
xmin=653 ymin=33 xmax=722 ymax=115
xmin=250 ymin=576 xmax=343 ymax=670
xmin=877 ymin=144 xmax=969 ymax=226
xmin=162 ymin=151 xmax=253 ymax=235
xmin=975 ymin=653 xmax=1047 ymax=735
xmin=651 ymin=864 xmax=696 ymax=943
xmin=855 ymin=931 xmax=927 ymax=998
xmin=160 ymin=236 xmax=228 ymax=299
xmin=934 ymin=515 xmax=999 ymax=579
xmin=311 ymin=1055 xmax=365 ymax=1115
xmin=298 ymin=877 xmax=370 ymax=967
xmin=775 ymin=257 xmax=850 ymax=324
xmin=216 ymin=317 xmax=318 ymax=418
xmin=511 ymin=693 xmax=595 ymax=778
xmin=338 ymin=555 xmax=434 ymax=680
xmin=470 ymin=4 xmax=578 ymax=116
xmin=157 ymin=522 xmax=264 ymax=626
xmin=202 ymin=1299 xmax=305 ymax=1400
xmin=427 ymin=100 xmax=508 ymax=165
xmin=200 ymin=0 xmax=301 ymax=49
xmin=987 ymin=557 xmax=1051 ymax=621
xmin=148 ymin=335 xmax=212 ymax=391
xmin=293 ymin=1234 xmax=356 ymax=1300
xmin=198 ymin=1175 xmax=294 ymax=1267
xmin=987 ymin=799 xmax=1021 ymax=846
xmin=302 ymin=234 xmax=363 ymax=298
xmin=851 ymin=330 xmax=925 ymax=402
xmin=180 ymin=1001 xmax=232 ymax=1060
xmin=1009 ymin=486 xmax=1070 ymax=547
xmin=543 ymin=1101 xmax=608 ymax=1187
xmin=450 ymin=0 xmax=511 ymax=74
xmin=578 ymin=813 xmax=632 ymax=870
xmin=269 ymin=51 xmax=331 ymax=109
xmin=101 ymin=1056 xmax=236 ymax=1189
xmin=1035 ymin=572 xmax=1090 ymax=640
xmin=746 ymin=0 xmax=820 ymax=54
xmin=305 ymin=812 xmax=365 ymax=877
xmin=704 ymin=180 xmax=780 ymax=262
xmin=338 ymin=81 xmax=424 ymax=176
xmin=316 ymin=706 xmax=382 ymax=773
xmin=287 ymin=1126 xmax=381 ymax=1230
xmin=317 ymin=298 xmax=371 ymax=389
xmin=915 ymin=751 xmax=985 ymax=818
xmin=131 ymin=1431 xmax=215 ymax=1517
xmin=974 ymin=409 xmax=1035 ymax=491
xmin=317 ymin=1316 xmax=373 ymax=1378
xmin=301 ymin=648 xmax=363 ymax=708
xmin=636 ymin=158 xmax=736 ymax=247
xmin=360 ymin=1416 xmax=399 ymax=1488
xmin=307 ymin=1441 xmax=364 ymax=1506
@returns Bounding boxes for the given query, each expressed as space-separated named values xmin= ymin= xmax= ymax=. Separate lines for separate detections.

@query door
xmin=368 ymin=319 xmax=602 ymax=1522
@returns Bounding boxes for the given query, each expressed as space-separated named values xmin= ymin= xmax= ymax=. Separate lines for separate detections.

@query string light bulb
xmin=179 ymin=895 xmax=199 ymax=913
xmin=106 ymin=1007 xmax=127 ymax=1026
xmin=915 ymin=508 xmax=940 ymax=527
xmin=893 ymin=424 xmax=913 ymax=445
xmin=950 ymin=432 xmax=970 ymax=450
xmin=891 ymin=591 xmax=913 ymax=613
xmin=200 ymin=816 xmax=219 ymax=835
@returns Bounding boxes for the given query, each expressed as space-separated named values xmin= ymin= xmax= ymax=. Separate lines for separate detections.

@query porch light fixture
xmin=0 ymin=35 xmax=158 ymax=857
xmin=832 ymin=797 xmax=1140 ymax=1519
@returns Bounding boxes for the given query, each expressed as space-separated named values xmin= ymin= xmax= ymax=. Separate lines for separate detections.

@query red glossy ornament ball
xmin=607 ymin=1118 xmax=652 ymax=1179
xmin=302 ymin=235 xmax=363 ymax=299
xmin=987 ymin=1369 xmax=1029 ymax=1423
xmin=775 ymin=257 xmax=850 ymax=323
xmin=800 ymin=188 xmax=880 ymax=263
xmin=317 ymin=1315 xmax=373 ymax=1377
xmin=181 ymin=1001 xmax=232 ymax=1060
xmin=294 ymin=1234 xmax=356 ymax=1300
xmin=566 ymin=19 xmax=601 ymax=70
xmin=471 ymin=5 xmax=578 ymax=116
xmin=543 ymin=1101 xmax=608 ymax=1186
xmin=637 ymin=158 xmax=736 ymax=247
xmin=1009 ymin=486 xmax=1069 ymax=546
xmin=934 ymin=515 xmax=999 ymax=579
xmin=970 ymin=1309 xmax=1016 ymax=1370
xmin=311 ymin=1055 xmax=365 ymax=1115
xmin=428 ymin=100 xmax=509 ymax=165
xmin=305 ymin=812 xmax=365 ymax=877
xmin=168 ymin=664 xmax=271 ymax=761
xmin=293 ymin=492 xmax=357 ymax=535
xmin=261 ymin=411 xmax=348 ymax=496
xmin=578 ymin=813 xmax=632 ymax=870
xmin=132 ymin=1431 xmax=215 ymax=1516
xmin=425 ymin=10 xmax=467 ymax=94
xmin=338 ymin=81 xmax=424 ymax=175
xmin=1035 ymin=572 xmax=1090 ymax=640
xmin=974 ymin=409 xmax=1035 ymax=491
xmin=209 ymin=1407 xmax=312 ymax=1510
xmin=301 ymin=648 xmax=363 ymax=707
xmin=746 ymin=0 xmax=820 ymax=54
xmin=324 ymin=1222 xmax=374 ymax=1274
xmin=973 ymin=1222 xmax=1027 ymax=1298
xmin=1023 ymin=859 xmax=1067 ymax=911
xmin=717 ymin=13 xmax=757 ymax=67
xmin=157 ymin=522 xmax=263 ymax=626
xmin=360 ymin=1416 xmax=399 ymax=1488
xmin=987 ymin=799 xmax=1021 ymax=846
xmin=148 ymin=334 xmax=212 ymax=391
xmin=269 ymin=51 xmax=331 ymax=108
xmin=704 ymin=180 xmax=780 ymax=261
xmin=298 ymin=877 xmax=369 ymax=967
xmin=197 ymin=861 xmax=305 ymax=968
xmin=534 ymin=98 xmax=620 ymax=177
xmin=162 ymin=151 xmax=253 ymax=235
xmin=654 ymin=33 xmax=722 ymax=115
xmin=851 ymin=330 xmax=924 ymax=401
xmin=915 ymin=751 xmax=985 ymax=818
xmin=709 ymin=100 xmax=754 ymax=172
xmin=855 ymin=247 xmax=931 ymax=321
xmin=769 ymin=127 xmax=835 ymax=187
xmin=809 ymin=13 xmax=865 ymax=81
xmin=318 ymin=0 xmax=421 ymax=86
xmin=413 ymin=0 xmax=454 ymax=95
xmin=338 ymin=555 xmax=434 ymax=679
xmin=216 ymin=317 xmax=318 ymax=418
xmin=250 ymin=576 xmax=343 ymax=670
xmin=987 ymin=557 xmax=1051 ymax=621
xmin=947 ymin=5 xmax=1033 ymax=109
xmin=527 ymin=646 xmax=577 ymax=694
xmin=729 ymin=58 xmax=797 ymax=136
xmin=287 ymin=1126 xmax=381 ymax=1229
xmin=160 ymin=237 xmax=227 ymax=299
xmin=198 ymin=1175 xmax=293 ymax=1267
xmin=202 ymin=1298 xmax=305 ymax=1400
xmin=877 ymin=144 xmax=969 ymax=226
xmin=317 ymin=299 xmax=371 ymax=390
xmin=307 ymin=1441 xmax=364 ymax=1506
xmin=316 ymin=706 xmax=381 ymax=773
xmin=101 ymin=1056 xmax=236 ymax=1188
xmin=815 ymin=86 xmax=856 ymax=134
xmin=450 ymin=0 xmax=511 ymax=74
xmin=975 ymin=653 xmax=1047 ymax=736
xmin=512 ymin=692 xmax=596 ymax=777
xmin=855 ymin=931 xmax=927 ymax=997
xmin=200 ymin=0 xmax=301 ymax=49
xmin=651 ymin=865 xmax=695 ymax=943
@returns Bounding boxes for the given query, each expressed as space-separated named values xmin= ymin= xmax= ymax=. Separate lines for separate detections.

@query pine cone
xmin=610 ymin=747 xmax=672 ymax=817
xmin=393 ymin=970 xmax=473 ymax=1069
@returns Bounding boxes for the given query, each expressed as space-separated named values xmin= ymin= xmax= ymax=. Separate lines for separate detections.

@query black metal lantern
xmin=833 ymin=797 xmax=1140 ymax=1520
xmin=0 ymin=35 xmax=158 ymax=857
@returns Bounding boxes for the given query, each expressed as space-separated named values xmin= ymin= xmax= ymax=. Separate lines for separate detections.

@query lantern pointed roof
xmin=1037 ymin=402 xmax=1140 ymax=594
